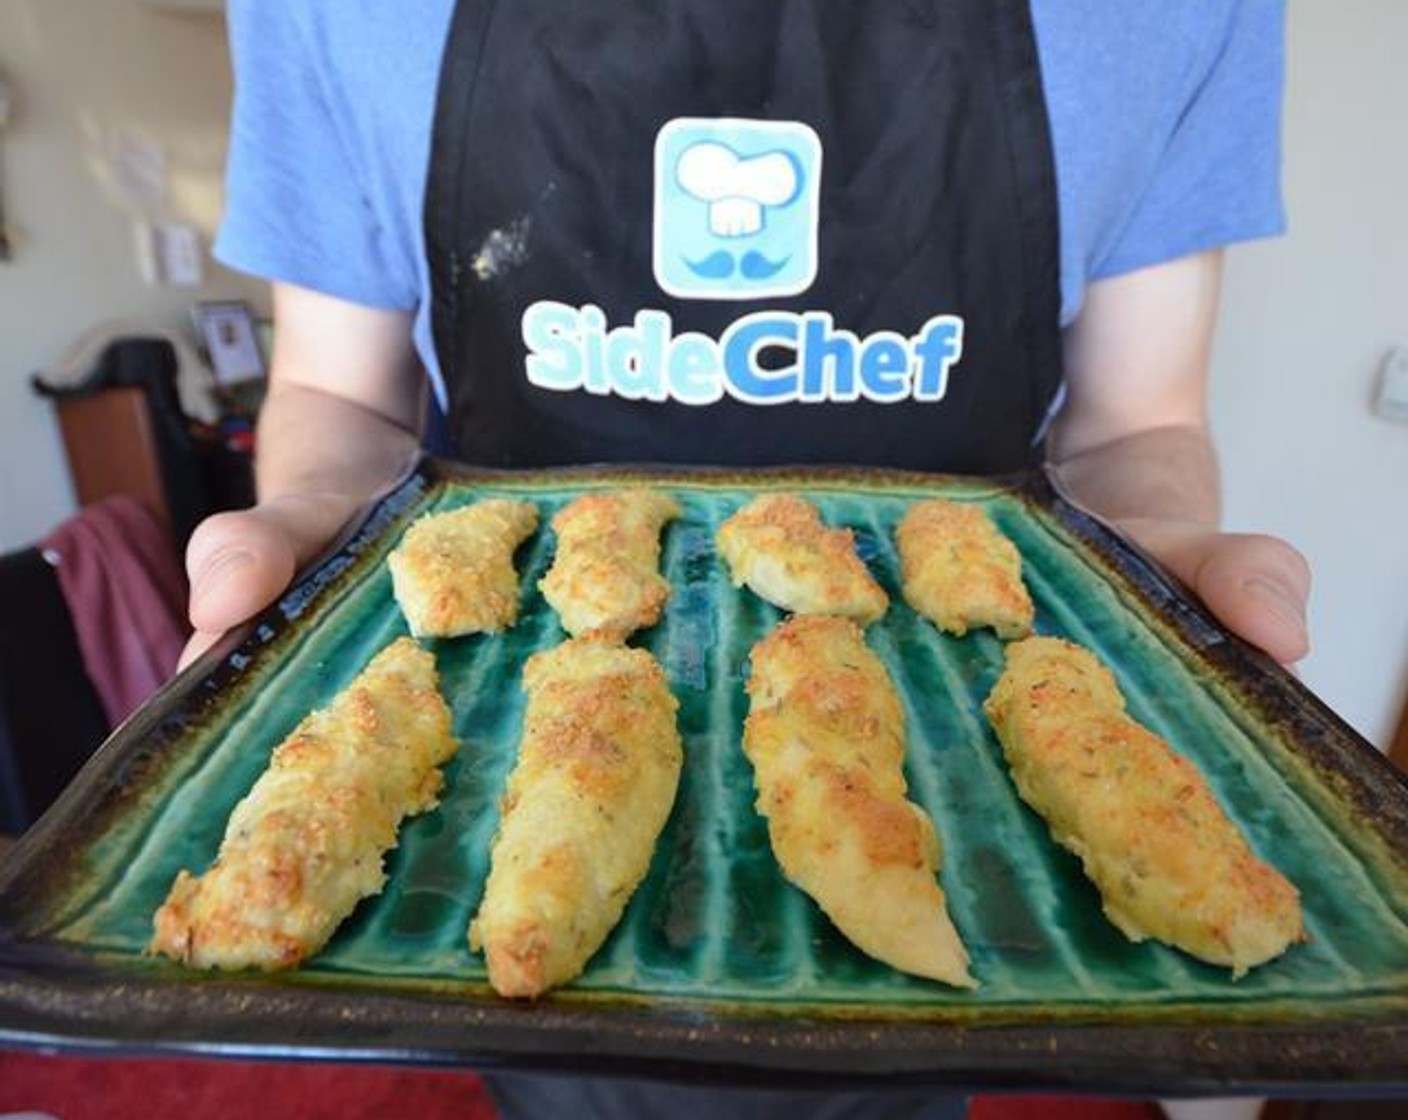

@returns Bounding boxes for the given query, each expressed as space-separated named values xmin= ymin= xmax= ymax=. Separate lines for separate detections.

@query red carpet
xmin=0 ymin=1051 xmax=1163 ymax=1119
xmin=0 ymin=1053 xmax=495 ymax=1120
xmin=970 ymin=1097 xmax=1163 ymax=1120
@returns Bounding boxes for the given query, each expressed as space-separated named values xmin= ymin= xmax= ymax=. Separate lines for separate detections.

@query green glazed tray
xmin=1 ymin=460 xmax=1406 ymax=1094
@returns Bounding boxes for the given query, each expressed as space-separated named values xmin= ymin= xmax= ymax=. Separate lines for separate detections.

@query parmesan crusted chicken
xmin=716 ymin=493 xmax=888 ymax=625
xmin=538 ymin=489 xmax=681 ymax=641
xmin=151 ymin=638 xmax=458 ymax=970
xmin=984 ymin=636 xmax=1304 ymax=976
xmin=896 ymin=498 xmax=1033 ymax=639
xmin=470 ymin=638 xmax=683 ymax=998
xmin=744 ymin=616 xmax=975 ymax=987
xmin=388 ymin=499 xmax=539 ymax=637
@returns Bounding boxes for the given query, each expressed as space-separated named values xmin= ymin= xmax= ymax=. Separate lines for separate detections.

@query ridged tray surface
xmin=39 ymin=471 xmax=1408 ymax=1023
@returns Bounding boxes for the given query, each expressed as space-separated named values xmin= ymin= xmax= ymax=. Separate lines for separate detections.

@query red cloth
xmin=0 ymin=1052 xmax=495 ymax=1120
xmin=38 ymin=497 xmax=189 ymax=728
xmin=0 ymin=1051 xmax=1169 ymax=1120
xmin=970 ymin=1096 xmax=1164 ymax=1120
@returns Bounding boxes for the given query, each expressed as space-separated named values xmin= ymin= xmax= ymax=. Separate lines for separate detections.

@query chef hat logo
xmin=674 ymin=142 xmax=803 ymax=238
xmin=653 ymin=118 xmax=821 ymax=299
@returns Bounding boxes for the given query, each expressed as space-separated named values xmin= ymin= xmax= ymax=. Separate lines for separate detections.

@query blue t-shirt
xmin=215 ymin=0 xmax=1285 ymax=405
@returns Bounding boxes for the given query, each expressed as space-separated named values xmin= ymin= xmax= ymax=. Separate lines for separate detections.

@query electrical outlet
xmin=1374 ymin=346 xmax=1408 ymax=425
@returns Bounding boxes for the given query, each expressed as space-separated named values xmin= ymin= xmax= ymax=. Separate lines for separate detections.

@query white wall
xmin=0 ymin=0 xmax=265 ymax=551
xmin=1211 ymin=0 xmax=1408 ymax=749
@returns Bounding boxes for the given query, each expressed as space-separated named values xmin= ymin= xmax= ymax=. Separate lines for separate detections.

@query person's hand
xmin=1114 ymin=517 xmax=1311 ymax=665
xmin=178 ymin=492 xmax=368 ymax=671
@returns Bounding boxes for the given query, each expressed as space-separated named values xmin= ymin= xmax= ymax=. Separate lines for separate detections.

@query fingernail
xmin=1243 ymin=576 xmax=1307 ymax=640
xmin=193 ymin=550 xmax=253 ymax=601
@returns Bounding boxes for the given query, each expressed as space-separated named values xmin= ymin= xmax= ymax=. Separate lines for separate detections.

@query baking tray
xmin=1 ymin=460 xmax=1405 ymax=1096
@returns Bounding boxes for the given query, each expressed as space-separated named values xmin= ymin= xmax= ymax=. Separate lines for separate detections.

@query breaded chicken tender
xmin=896 ymin=498 xmax=1034 ymax=639
xmin=984 ymin=636 xmax=1304 ymax=976
xmin=151 ymin=638 xmax=458 ymax=970
xmin=716 ymin=494 xmax=888 ymax=625
xmin=470 ymin=639 xmax=683 ymax=998
xmin=538 ymin=489 xmax=681 ymax=641
xmin=388 ymin=499 xmax=539 ymax=637
xmin=744 ymin=616 xmax=975 ymax=987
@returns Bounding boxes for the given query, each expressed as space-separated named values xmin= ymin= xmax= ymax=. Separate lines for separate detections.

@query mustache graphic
xmin=740 ymin=251 xmax=790 ymax=280
xmin=684 ymin=250 xmax=791 ymax=281
xmin=684 ymin=250 xmax=735 ymax=279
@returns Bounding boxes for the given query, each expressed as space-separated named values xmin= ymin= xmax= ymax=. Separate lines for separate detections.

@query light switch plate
xmin=1374 ymin=345 xmax=1408 ymax=424
xmin=134 ymin=221 xmax=205 ymax=287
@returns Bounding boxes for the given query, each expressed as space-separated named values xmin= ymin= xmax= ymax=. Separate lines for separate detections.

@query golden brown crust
xmin=744 ymin=615 xmax=975 ymax=987
xmin=150 ymin=638 xmax=458 ymax=971
xmin=470 ymin=639 xmax=683 ymax=998
xmin=984 ymin=636 xmax=1304 ymax=976
xmin=896 ymin=499 xmax=1033 ymax=639
xmin=538 ymin=489 xmax=680 ymax=641
xmin=716 ymin=494 xmax=888 ymax=624
xmin=388 ymin=499 xmax=539 ymax=637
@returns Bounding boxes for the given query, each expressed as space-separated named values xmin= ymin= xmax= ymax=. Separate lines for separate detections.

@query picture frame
xmin=193 ymin=299 xmax=266 ymax=386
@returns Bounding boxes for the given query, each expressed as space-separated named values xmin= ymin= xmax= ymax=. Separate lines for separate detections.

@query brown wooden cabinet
xmin=53 ymin=386 xmax=174 ymax=531
xmin=1391 ymin=686 xmax=1408 ymax=774
xmin=47 ymin=381 xmax=255 ymax=546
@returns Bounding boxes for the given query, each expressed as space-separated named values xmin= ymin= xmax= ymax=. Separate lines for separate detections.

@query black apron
xmin=424 ymin=3 xmax=1060 ymax=1115
xmin=426 ymin=0 xmax=1064 ymax=473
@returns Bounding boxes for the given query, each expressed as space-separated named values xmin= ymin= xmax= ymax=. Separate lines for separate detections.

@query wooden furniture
xmin=43 ymin=361 xmax=254 ymax=546
xmin=53 ymin=386 xmax=173 ymax=530
xmin=1391 ymin=683 xmax=1408 ymax=774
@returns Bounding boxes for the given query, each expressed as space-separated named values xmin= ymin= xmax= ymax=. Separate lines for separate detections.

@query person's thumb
xmin=1191 ymin=534 xmax=1311 ymax=665
xmin=1118 ymin=520 xmax=1311 ymax=666
xmin=184 ymin=507 xmax=299 ymax=642
xmin=178 ymin=493 xmax=369 ymax=672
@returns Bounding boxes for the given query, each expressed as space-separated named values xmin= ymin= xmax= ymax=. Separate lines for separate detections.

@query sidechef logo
xmin=521 ymin=117 xmax=965 ymax=405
